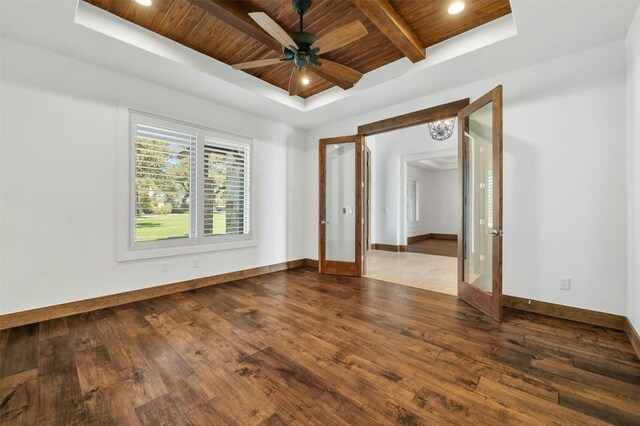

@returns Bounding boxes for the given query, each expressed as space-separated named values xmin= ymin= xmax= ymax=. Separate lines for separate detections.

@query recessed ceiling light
xmin=301 ymin=77 xmax=310 ymax=85
xmin=448 ymin=1 xmax=465 ymax=15
xmin=135 ymin=0 xmax=152 ymax=6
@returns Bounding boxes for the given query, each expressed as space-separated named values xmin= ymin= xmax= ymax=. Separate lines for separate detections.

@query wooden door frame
xmin=365 ymin=147 xmax=372 ymax=252
xmin=319 ymin=135 xmax=365 ymax=276
xmin=356 ymin=98 xmax=470 ymax=269
xmin=457 ymin=86 xmax=503 ymax=321
xmin=357 ymin=99 xmax=470 ymax=136
xmin=317 ymin=98 xmax=470 ymax=277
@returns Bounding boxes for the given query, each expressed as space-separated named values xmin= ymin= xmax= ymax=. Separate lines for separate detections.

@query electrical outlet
xmin=559 ymin=276 xmax=570 ymax=290
xmin=161 ymin=262 xmax=169 ymax=273
xmin=193 ymin=257 xmax=200 ymax=268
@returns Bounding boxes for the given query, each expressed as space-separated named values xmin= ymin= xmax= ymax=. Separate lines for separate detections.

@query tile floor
xmin=364 ymin=249 xmax=457 ymax=295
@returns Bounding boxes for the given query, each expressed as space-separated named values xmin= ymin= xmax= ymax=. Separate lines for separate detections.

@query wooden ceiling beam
xmin=186 ymin=0 xmax=352 ymax=90
xmin=351 ymin=0 xmax=425 ymax=63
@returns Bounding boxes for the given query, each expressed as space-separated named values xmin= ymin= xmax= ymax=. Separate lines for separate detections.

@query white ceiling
xmin=1 ymin=0 xmax=638 ymax=130
xmin=409 ymin=155 xmax=459 ymax=172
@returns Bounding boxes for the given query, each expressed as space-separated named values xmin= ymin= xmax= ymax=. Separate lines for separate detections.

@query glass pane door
xmin=464 ymin=102 xmax=494 ymax=293
xmin=319 ymin=135 xmax=364 ymax=276
xmin=458 ymin=86 xmax=503 ymax=321
xmin=325 ymin=142 xmax=356 ymax=262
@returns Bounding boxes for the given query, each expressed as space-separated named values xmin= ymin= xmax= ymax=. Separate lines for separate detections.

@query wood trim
xmin=305 ymin=258 xmax=319 ymax=269
xmin=407 ymin=233 xmax=457 ymax=244
xmin=351 ymin=0 xmax=425 ymax=63
xmin=503 ymin=295 xmax=626 ymax=331
xmin=407 ymin=234 xmax=431 ymax=244
xmin=371 ymin=243 xmax=407 ymax=252
xmin=357 ymin=98 xmax=469 ymax=136
xmin=0 ymin=259 xmax=306 ymax=330
xmin=431 ymin=233 xmax=457 ymax=241
xmin=624 ymin=317 xmax=640 ymax=359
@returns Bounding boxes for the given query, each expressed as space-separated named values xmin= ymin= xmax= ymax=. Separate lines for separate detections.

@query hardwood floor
xmin=1 ymin=267 xmax=639 ymax=425
xmin=408 ymin=238 xmax=457 ymax=257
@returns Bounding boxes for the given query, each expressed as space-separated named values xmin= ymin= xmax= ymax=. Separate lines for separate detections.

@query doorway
xmin=317 ymin=89 xmax=503 ymax=321
xmin=363 ymin=125 xmax=460 ymax=295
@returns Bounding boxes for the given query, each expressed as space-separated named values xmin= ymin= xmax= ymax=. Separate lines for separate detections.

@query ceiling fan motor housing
xmin=292 ymin=0 xmax=312 ymax=16
xmin=286 ymin=31 xmax=319 ymax=69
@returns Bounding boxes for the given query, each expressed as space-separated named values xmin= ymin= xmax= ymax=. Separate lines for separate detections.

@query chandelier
xmin=428 ymin=118 xmax=455 ymax=141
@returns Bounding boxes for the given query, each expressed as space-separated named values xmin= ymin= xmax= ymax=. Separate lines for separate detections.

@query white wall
xmin=385 ymin=164 xmax=458 ymax=242
xmin=368 ymin=123 xmax=459 ymax=245
xmin=421 ymin=168 xmax=459 ymax=236
xmin=406 ymin=165 xmax=432 ymax=238
xmin=305 ymin=40 xmax=629 ymax=316
xmin=0 ymin=37 xmax=306 ymax=315
xmin=626 ymin=9 xmax=640 ymax=332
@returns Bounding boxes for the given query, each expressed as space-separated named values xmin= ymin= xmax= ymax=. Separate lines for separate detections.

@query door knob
xmin=320 ymin=220 xmax=330 ymax=225
xmin=488 ymin=229 xmax=501 ymax=236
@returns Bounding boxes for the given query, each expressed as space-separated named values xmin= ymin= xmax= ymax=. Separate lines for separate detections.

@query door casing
xmin=318 ymin=98 xmax=471 ymax=279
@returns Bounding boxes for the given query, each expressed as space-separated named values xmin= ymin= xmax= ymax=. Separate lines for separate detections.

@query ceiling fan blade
xmin=249 ymin=12 xmax=298 ymax=50
xmin=316 ymin=60 xmax=363 ymax=85
xmin=311 ymin=21 xmax=368 ymax=54
xmin=288 ymin=68 xmax=303 ymax=97
xmin=232 ymin=58 xmax=285 ymax=70
xmin=307 ymin=67 xmax=352 ymax=90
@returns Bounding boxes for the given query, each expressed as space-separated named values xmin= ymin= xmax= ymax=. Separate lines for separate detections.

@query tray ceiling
xmin=84 ymin=0 xmax=512 ymax=98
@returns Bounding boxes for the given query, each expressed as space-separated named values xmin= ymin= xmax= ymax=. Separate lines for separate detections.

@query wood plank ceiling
xmin=84 ymin=0 xmax=512 ymax=98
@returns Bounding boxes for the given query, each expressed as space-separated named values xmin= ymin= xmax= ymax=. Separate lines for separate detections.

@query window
xmin=407 ymin=178 xmax=419 ymax=223
xmin=135 ymin=122 xmax=197 ymax=242
xmin=203 ymin=137 xmax=250 ymax=237
xmin=130 ymin=112 xmax=251 ymax=252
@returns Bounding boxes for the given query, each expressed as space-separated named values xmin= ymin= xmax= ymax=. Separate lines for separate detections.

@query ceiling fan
xmin=232 ymin=0 xmax=368 ymax=96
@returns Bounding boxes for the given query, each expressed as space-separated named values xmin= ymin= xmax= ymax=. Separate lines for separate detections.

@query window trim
xmin=118 ymin=107 xmax=256 ymax=262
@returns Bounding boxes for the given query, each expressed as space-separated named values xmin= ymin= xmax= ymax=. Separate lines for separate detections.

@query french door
xmin=318 ymin=135 xmax=365 ymax=276
xmin=457 ymin=86 xmax=504 ymax=321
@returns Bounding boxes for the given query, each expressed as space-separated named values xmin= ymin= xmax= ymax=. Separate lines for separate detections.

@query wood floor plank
xmin=38 ymin=368 xmax=87 ymax=425
xmin=39 ymin=317 xmax=69 ymax=341
xmin=135 ymin=393 xmax=192 ymax=425
xmin=83 ymin=382 xmax=142 ymax=425
xmin=475 ymin=376 xmax=605 ymax=425
xmin=38 ymin=334 xmax=75 ymax=376
xmin=2 ymin=267 xmax=639 ymax=424
xmin=407 ymin=238 xmax=457 ymax=257
xmin=0 ymin=369 xmax=38 ymax=425
xmin=0 ymin=323 xmax=38 ymax=377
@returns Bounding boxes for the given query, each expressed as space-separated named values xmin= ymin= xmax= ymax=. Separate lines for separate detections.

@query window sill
xmin=117 ymin=238 xmax=257 ymax=262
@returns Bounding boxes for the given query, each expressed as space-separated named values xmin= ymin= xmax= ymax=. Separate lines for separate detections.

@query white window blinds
xmin=407 ymin=178 xmax=418 ymax=223
xmin=204 ymin=138 xmax=250 ymax=236
xmin=135 ymin=122 xmax=197 ymax=242
xmin=130 ymin=112 xmax=252 ymax=251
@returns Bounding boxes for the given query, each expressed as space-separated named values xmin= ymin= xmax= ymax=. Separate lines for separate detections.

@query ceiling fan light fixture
xmin=428 ymin=118 xmax=455 ymax=141
xmin=448 ymin=1 xmax=465 ymax=15
xmin=236 ymin=1 xmax=368 ymax=96
xmin=135 ymin=0 xmax=152 ymax=6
